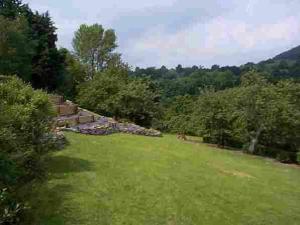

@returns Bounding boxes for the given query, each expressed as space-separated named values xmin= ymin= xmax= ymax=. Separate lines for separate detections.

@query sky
xmin=25 ymin=0 xmax=300 ymax=68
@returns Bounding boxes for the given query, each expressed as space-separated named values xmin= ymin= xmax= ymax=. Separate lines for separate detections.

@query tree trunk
xmin=248 ymin=127 xmax=263 ymax=154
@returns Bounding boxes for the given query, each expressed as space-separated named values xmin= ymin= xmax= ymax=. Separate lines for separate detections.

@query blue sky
xmin=25 ymin=0 xmax=300 ymax=68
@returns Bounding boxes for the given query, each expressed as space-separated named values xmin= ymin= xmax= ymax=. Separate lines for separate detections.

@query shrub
xmin=276 ymin=151 xmax=296 ymax=164
xmin=162 ymin=95 xmax=196 ymax=135
xmin=0 ymin=188 xmax=24 ymax=225
xmin=77 ymin=70 xmax=160 ymax=127
xmin=297 ymin=152 xmax=300 ymax=165
xmin=254 ymin=145 xmax=277 ymax=158
xmin=0 ymin=76 xmax=55 ymax=223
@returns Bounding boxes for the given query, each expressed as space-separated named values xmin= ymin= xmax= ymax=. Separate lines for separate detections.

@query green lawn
xmin=27 ymin=133 xmax=300 ymax=225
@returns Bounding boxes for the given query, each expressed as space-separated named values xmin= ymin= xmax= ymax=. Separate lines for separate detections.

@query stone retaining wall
xmin=51 ymin=95 xmax=161 ymax=137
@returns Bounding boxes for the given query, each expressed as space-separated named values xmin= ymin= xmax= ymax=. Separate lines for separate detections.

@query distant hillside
xmin=273 ymin=45 xmax=300 ymax=61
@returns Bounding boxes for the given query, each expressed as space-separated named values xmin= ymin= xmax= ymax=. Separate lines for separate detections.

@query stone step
xmin=56 ymin=115 xmax=79 ymax=127
xmin=55 ymin=112 xmax=95 ymax=127
xmin=49 ymin=95 xmax=64 ymax=105
xmin=78 ymin=114 xmax=95 ymax=124
xmin=49 ymin=95 xmax=99 ymax=127
xmin=56 ymin=103 xmax=78 ymax=116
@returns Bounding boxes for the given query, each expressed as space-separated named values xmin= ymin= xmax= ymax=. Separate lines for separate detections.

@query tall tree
xmin=72 ymin=24 xmax=118 ymax=79
xmin=0 ymin=0 xmax=65 ymax=91
xmin=0 ymin=15 xmax=35 ymax=81
xmin=0 ymin=0 xmax=23 ymax=18
xmin=57 ymin=48 xmax=88 ymax=100
xmin=25 ymin=10 xmax=65 ymax=91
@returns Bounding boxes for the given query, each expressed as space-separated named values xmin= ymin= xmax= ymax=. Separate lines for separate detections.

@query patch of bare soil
xmin=211 ymin=164 xmax=255 ymax=179
xmin=218 ymin=169 xmax=255 ymax=178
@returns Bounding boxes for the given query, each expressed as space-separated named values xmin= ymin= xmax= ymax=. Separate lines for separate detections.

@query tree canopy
xmin=72 ymin=24 xmax=118 ymax=79
xmin=0 ymin=0 xmax=65 ymax=91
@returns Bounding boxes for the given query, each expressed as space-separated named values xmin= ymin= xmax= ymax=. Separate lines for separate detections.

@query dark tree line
xmin=132 ymin=60 xmax=300 ymax=101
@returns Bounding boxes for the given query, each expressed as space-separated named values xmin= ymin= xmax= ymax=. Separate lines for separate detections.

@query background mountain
xmin=273 ymin=45 xmax=300 ymax=61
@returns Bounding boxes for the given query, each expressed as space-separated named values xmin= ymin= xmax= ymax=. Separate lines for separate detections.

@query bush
xmin=296 ymin=152 xmax=300 ymax=165
xmin=0 ymin=188 xmax=24 ymax=225
xmin=276 ymin=151 xmax=296 ymax=164
xmin=77 ymin=70 xmax=160 ymax=127
xmin=0 ymin=76 xmax=55 ymax=223
xmin=0 ymin=77 xmax=54 ymax=153
xmin=254 ymin=145 xmax=278 ymax=158
xmin=162 ymin=95 xmax=196 ymax=135
xmin=246 ymin=144 xmax=297 ymax=164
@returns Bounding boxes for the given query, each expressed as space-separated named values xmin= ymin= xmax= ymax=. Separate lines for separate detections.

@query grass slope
xmin=27 ymin=133 xmax=300 ymax=225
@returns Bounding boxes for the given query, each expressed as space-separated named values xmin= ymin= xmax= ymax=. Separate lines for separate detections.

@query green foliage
xmin=192 ymin=72 xmax=300 ymax=162
xmin=193 ymin=88 xmax=242 ymax=147
xmin=77 ymin=69 xmax=160 ymax=127
xmin=132 ymin=56 xmax=300 ymax=103
xmin=27 ymin=11 xmax=65 ymax=91
xmin=0 ymin=76 xmax=55 ymax=223
xmin=56 ymin=48 xmax=88 ymax=100
xmin=240 ymin=70 xmax=268 ymax=86
xmin=0 ymin=154 xmax=19 ymax=186
xmin=239 ymin=77 xmax=299 ymax=158
xmin=0 ymin=77 xmax=54 ymax=155
xmin=297 ymin=152 xmax=300 ymax=164
xmin=116 ymin=78 xmax=161 ymax=127
xmin=0 ymin=0 xmax=24 ymax=18
xmin=0 ymin=188 xmax=24 ymax=225
xmin=73 ymin=23 xmax=118 ymax=79
xmin=0 ymin=0 xmax=66 ymax=91
xmin=162 ymin=95 xmax=196 ymax=134
xmin=276 ymin=150 xmax=296 ymax=164
xmin=0 ymin=15 xmax=35 ymax=82
xmin=132 ymin=67 xmax=240 ymax=101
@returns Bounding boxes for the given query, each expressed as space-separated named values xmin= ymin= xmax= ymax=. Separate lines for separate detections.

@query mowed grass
xmin=27 ymin=133 xmax=300 ymax=225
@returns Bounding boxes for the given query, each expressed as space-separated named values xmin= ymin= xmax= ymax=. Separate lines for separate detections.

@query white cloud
xmin=245 ymin=0 xmax=259 ymax=16
xmin=25 ymin=0 xmax=177 ymax=48
xmin=24 ymin=0 xmax=300 ymax=67
xmin=123 ymin=16 xmax=300 ymax=67
xmin=205 ymin=16 xmax=300 ymax=49
xmin=71 ymin=0 xmax=177 ymax=11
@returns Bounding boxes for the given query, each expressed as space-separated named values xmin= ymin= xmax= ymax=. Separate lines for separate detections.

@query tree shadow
xmin=24 ymin=184 xmax=74 ymax=225
xmin=46 ymin=155 xmax=94 ymax=174
xmin=23 ymin=156 xmax=94 ymax=224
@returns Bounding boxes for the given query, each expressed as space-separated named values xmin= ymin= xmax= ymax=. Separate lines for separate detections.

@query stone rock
xmin=50 ymin=95 xmax=161 ymax=138
xmin=70 ymin=116 xmax=162 ymax=137
xmin=78 ymin=115 xmax=94 ymax=124
xmin=58 ymin=103 xmax=78 ymax=116
xmin=49 ymin=95 xmax=64 ymax=105
xmin=56 ymin=115 xmax=79 ymax=127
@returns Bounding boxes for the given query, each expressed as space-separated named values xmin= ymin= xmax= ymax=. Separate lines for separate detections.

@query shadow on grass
xmin=46 ymin=155 xmax=94 ymax=174
xmin=23 ymin=156 xmax=94 ymax=224
xmin=24 ymin=184 xmax=74 ymax=225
